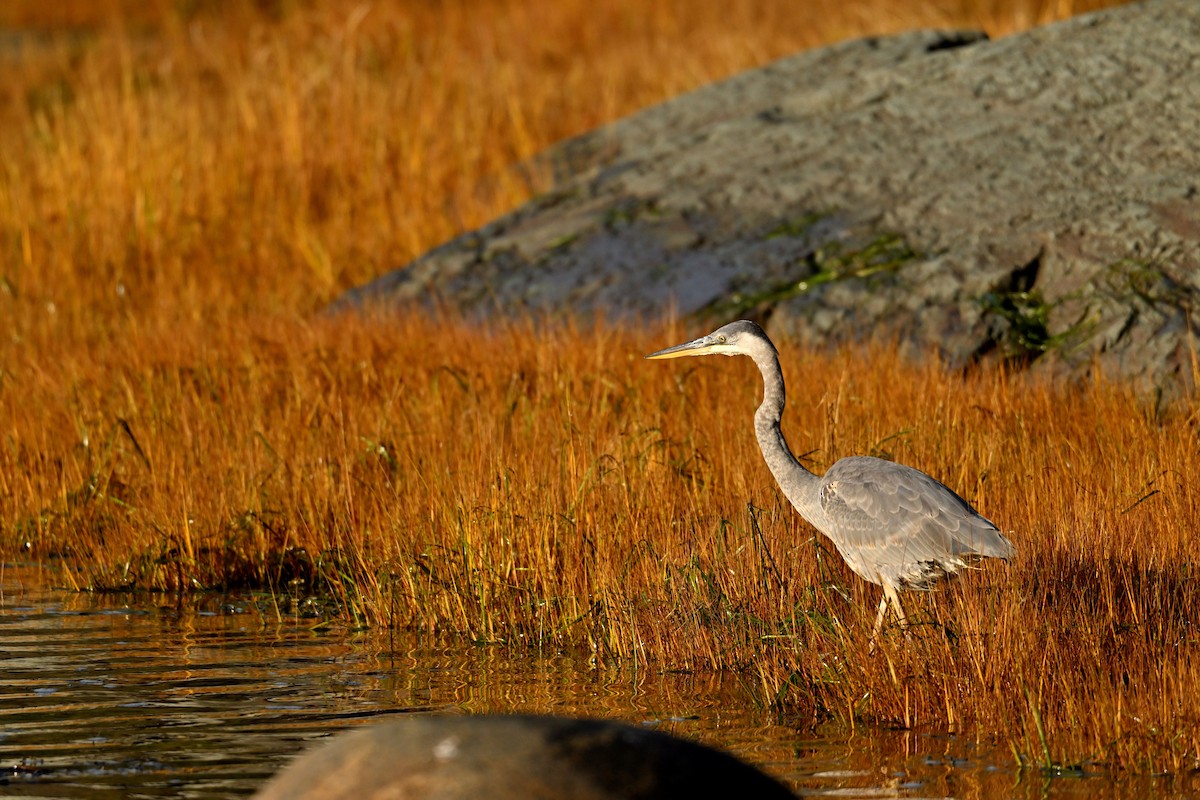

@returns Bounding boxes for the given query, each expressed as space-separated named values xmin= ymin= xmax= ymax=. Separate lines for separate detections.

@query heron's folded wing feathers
xmin=818 ymin=457 xmax=1013 ymax=587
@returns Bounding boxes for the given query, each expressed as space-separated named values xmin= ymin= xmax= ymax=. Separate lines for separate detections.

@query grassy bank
xmin=4 ymin=310 xmax=1199 ymax=771
xmin=6 ymin=0 xmax=1193 ymax=775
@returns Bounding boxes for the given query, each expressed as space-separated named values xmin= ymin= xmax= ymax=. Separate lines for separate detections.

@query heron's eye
xmin=717 ymin=335 xmax=727 ymax=343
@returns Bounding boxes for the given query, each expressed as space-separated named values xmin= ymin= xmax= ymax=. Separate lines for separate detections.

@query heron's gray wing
xmin=818 ymin=456 xmax=1014 ymax=588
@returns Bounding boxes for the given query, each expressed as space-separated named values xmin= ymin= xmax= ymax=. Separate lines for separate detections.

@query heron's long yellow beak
xmin=645 ymin=335 xmax=722 ymax=359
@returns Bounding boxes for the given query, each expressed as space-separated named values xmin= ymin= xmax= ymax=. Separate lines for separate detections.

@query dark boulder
xmin=254 ymin=714 xmax=795 ymax=800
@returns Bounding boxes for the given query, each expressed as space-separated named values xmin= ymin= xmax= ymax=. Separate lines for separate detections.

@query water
xmin=0 ymin=564 xmax=1186 ymax=799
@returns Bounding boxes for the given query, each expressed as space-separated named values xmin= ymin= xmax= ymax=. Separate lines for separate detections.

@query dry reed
xmin=5 ymin=0 xmax=1191 ymax=775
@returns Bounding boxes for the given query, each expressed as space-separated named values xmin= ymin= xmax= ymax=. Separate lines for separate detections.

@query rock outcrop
xmin=332 ymin=0 xmax=1200 ymax=394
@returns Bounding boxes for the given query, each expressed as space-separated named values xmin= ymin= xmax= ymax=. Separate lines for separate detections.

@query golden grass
xmin=6 ymin=0 xmax=1193 ymax=775
xmin=5 ymin=309 xmax=1200 ymax=771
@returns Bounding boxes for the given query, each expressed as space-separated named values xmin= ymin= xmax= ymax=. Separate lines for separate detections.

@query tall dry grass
xmin=5 ymin=0 xmax=1192 ymax=774
xmin=4 ymin=309 xmax=1198 ymax=770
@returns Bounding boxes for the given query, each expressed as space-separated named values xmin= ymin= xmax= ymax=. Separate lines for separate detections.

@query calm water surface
xmin=0 ymin=564 xmax=1186 ymax=799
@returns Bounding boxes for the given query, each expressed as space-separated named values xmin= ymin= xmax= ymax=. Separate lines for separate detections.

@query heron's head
xmin=645 ymin=320 xmax=775 ymax=361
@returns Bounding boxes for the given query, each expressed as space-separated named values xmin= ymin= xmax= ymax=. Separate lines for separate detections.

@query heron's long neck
xmin=751 ymin=349 xmax=825 ymax=525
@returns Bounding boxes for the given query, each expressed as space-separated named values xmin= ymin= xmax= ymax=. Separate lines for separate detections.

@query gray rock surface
xmin=332 ymin=0 xmax=1200 ymax=394
xmin=253 ymin=714 xmax=795 ymax=800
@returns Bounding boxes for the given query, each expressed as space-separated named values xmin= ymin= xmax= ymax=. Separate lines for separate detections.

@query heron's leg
xmin=872 ymin=594 xmax=888 ymax=638
xmin=868 ymin=594 xmax=889 ymax=653
xmin=882 ymin=582 xmax=909 ymax=630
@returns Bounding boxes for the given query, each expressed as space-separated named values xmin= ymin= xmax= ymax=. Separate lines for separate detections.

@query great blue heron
xmin=647 ymin=320 xmax=1014 ymax=642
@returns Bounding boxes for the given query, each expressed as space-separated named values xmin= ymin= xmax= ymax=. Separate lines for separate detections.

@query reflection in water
xmin=0 ymin=564 xmax=1183 ymax=799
